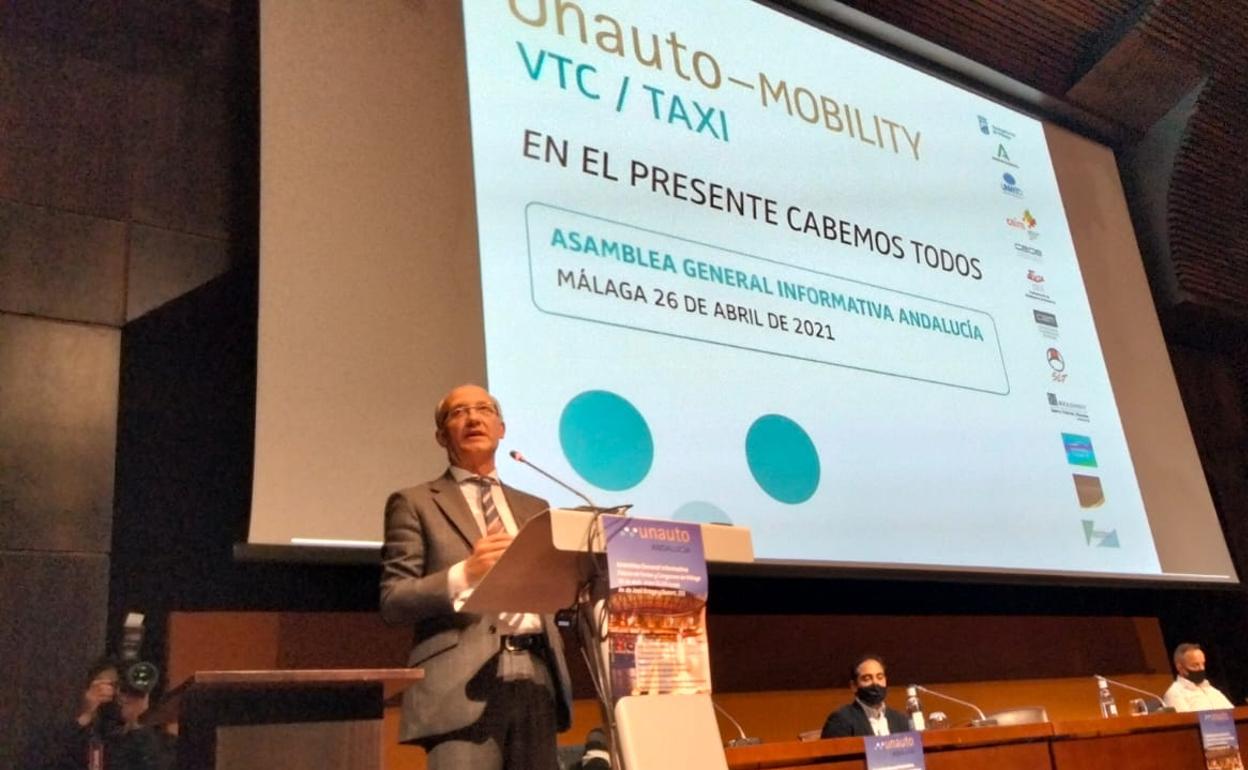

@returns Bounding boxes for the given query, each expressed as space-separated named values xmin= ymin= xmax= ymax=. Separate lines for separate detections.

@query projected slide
xmin=461 ymin=0 xmax=1159 ymax=573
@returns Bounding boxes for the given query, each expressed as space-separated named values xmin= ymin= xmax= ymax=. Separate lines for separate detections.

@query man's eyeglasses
xmin=444 ymin=403 xmax=498 ymax=422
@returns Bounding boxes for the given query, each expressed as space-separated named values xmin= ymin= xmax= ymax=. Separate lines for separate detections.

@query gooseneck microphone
xmin=911 ymin=684 xmax=989 ymax=723
xmin=1093 ymin=675 xmax=1171 ymax=711
xmin=712 ymin=699 xmax=761 ymax=747
xmin=509 ymin=449 xmax=600 ymax=509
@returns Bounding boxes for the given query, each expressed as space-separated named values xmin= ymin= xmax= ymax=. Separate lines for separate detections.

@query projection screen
xmin=251 ymin=0 xmax=1237 ymax=583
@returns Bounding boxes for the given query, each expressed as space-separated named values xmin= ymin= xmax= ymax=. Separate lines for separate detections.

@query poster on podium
xmin=1198 ymin=710 xmax=1244 ymax=770
xmin=604 ymin=518 xmax=711 ymax=697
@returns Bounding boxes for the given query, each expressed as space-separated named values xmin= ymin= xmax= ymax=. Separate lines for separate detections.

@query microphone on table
xmin=1093 ymin=675 xmax=1174 ymax=713
xmin=713 ymin=699 xmax=761 ymax=747
xmin=911 ymin=685 xmax=993 ymax=725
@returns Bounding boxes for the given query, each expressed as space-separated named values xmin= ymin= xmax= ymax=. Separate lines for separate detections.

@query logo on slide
xmin=1047 ymin=392 xmax=1090 ymax=422
xmin=1033 ymin=309 xmax=1060 ymax=339
xmin=1006 ymin=210 xmax=1039 ymax=239
xmin=1082 ymin=519 xmax=1120 ymax=548
xmin=1062 ymin=433 xmax=1098 ymax=467
xmin=1073 ymin=474 xmax=1105 ymax=508
xmin=1047 ymin=347 xmax=1068 ymax=382
xmin=1001 ymin=172 xmax=1024 ymax=197
xmin=1026 ymin=269 xmax=1053 ymax=303
xmin=1015 ymin=242 xmax=1044 ymax=261
xmin=976 ymin=115 xmax=1016 ymax=140
xmin=992 ymin=143 xmax=1018 ymax=168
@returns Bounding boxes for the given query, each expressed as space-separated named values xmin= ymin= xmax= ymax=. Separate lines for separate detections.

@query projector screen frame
xmin=243 ymin=0 xmax=1237 ymax=587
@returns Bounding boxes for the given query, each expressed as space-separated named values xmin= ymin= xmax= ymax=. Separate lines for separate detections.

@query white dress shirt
xmin=445 ymin=466 xmax=542 ymax=634
xmin=1163 ymin=676 xmax=1234 ymax=712
xmin=858 ymin=699 xmax=891 ymax=736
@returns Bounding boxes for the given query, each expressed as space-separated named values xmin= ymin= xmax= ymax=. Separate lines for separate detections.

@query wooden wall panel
xmin=709 ymin=614 xmax=1164 ymax=693
xmin=0 ymin=39 xmax=130 ymax=217
xmin=127 ymin=65 xmax=234 ymax=238
xmin=0 ymin=550 xmax=109 ymax=770
xmin=126 ymin=224 xmax=230 ymax=321
xmin=168 ymin=611 xmax=1177 ymax=770
xmin=0 ymin=199 xmax=127 ymax=324
xmin=0 ymin=313 xmax=119 ymax=552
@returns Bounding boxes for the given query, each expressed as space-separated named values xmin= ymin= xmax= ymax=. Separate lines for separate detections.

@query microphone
xmin=509 ymin=449 xmax=600 ymax=509
xmin=1093 ymin=675 xmax=1173 ymax=713
xmin=580 ymin=726 xmax=610 ymax=768
xmin=911 ymin=685 xmax=991 ymax=725
xmin=713 ymin=699 xmax=761 ymax=747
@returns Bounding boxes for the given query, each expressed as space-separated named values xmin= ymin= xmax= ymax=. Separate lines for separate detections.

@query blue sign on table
xmin=864 ymin=731 xmax=926 ymax=770
xmin=1197 ymin=710 xmax=1244 ymax=770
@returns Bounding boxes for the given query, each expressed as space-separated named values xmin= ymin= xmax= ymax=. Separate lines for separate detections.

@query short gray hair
xmin=1173 ymin=642 xmax=1202 ymax=668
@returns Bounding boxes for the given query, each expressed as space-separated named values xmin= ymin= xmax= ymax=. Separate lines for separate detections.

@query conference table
xmin=725 ymin=706 xmax=1248 ymax=769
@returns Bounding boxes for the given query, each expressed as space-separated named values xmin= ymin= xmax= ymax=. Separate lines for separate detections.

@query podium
xmin=463 ymin=508 xmax=754 ymax=770
xmin=147 ymin=668 xmax=423 ymax=770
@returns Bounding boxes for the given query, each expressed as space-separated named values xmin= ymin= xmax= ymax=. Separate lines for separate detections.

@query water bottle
xmin=906 ymin=685 xmax=927 ymax=731
xmin=1096 ymin=676 xmax=1118 ymax=718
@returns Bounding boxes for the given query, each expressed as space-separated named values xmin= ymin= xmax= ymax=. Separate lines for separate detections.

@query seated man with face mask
xmin=1163 ymin=642 xmax=1234 ymax=712
xmin=820 ymin=653 xmax=911 ymax=738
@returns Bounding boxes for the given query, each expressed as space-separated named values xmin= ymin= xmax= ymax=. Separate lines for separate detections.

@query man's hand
xmin=464 ymin=531 xmax=513 ymax=585
xmin=76 ymin=677 xmax=116 ymax=727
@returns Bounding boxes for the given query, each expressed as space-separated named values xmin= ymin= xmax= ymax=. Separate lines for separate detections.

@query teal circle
xmin=672 ymin=501 xmax=733 ymax=525
xmin=559 ymin=390 xmax=653 ymax=491
xmin=745 ymin=414 xmax=820 ymax=504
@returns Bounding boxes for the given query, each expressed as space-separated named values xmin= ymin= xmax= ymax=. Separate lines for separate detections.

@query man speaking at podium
xmin=381 ymin=384 xmax=572 ymax=769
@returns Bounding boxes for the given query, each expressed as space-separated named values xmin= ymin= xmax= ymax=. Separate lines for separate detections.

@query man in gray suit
xmin=381 ymin=383 xmax=573 ymax=769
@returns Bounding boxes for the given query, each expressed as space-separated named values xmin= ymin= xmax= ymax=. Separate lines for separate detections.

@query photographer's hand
xmin=76 ymin=677 xmax=117 ymax=727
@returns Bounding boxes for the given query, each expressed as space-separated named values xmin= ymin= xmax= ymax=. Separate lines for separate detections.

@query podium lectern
xmin=463 ymin=508 xmax=754 ymax=770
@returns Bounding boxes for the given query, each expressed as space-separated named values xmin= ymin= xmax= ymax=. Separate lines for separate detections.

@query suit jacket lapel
xmin=430 ymin=470 xmax=482 ymax=546
xmin=852 ymin=702 xmax=872 ymax=735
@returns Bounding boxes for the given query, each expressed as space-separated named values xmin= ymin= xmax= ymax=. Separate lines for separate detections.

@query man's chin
xmin=452 ymin=442 xmax=498 ymax=464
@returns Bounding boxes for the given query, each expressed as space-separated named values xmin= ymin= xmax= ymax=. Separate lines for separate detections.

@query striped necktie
xmin=470 ymin=476 xmax=505 ymax=535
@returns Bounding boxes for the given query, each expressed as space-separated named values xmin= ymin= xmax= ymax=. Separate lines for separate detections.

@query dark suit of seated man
xmin=821 ymin=654 xmax=911 ymax=738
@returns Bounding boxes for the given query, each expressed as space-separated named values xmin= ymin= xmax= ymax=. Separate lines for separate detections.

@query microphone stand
xmin=1093 ymin=675 xmax=1174 ymax=713
xmin=712 ymin=700 xmax=761 ymax=747
xmin=912 ymin=685 xmax=994 ymax=726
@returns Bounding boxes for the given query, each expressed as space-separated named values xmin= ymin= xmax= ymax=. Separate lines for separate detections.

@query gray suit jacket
xmin=380 ymin=470 xmax=573 ymax=742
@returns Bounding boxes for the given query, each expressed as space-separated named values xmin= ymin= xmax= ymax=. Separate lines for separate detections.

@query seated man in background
xmin=1164 ymin=642 xmax=1234 ymax=712
xmin=821 ymin=653 xmax=911 ymax=738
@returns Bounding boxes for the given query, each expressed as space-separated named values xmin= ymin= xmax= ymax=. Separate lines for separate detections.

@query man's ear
xmin=435 ymin=427 xmax=448 ymax=448
xmin=499 ymin=419 xmax=506 ymax=439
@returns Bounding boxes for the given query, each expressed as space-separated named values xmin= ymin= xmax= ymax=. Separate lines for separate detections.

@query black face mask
xmin=857 ymin=684 xmax=887 ymax=707
xmin=1184 ymin=670 xmax=1208 ymax=685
